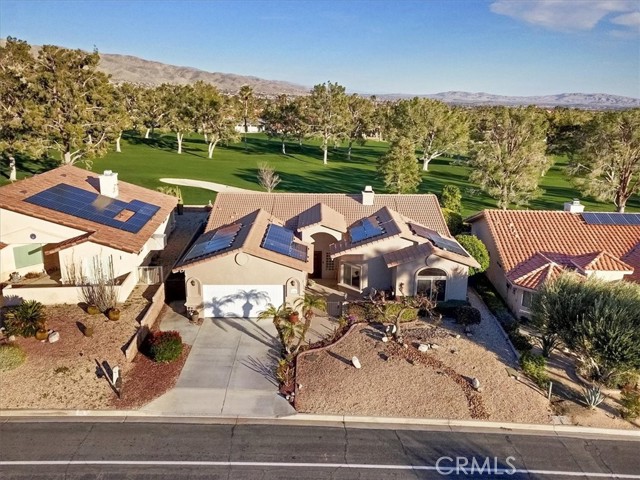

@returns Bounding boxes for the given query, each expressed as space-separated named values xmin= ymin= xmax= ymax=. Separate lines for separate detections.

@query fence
xmin=138 ymin=266 xmax=163 ymax=285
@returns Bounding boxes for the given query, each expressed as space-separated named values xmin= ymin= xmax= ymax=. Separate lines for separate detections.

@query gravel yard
xmin=296 ymin=318 xmax=553 ymax=423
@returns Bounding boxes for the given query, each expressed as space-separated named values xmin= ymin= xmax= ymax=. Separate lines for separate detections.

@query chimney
xmin=362 ymin=185 xmax=375 ymax=206
xmin=564 ymin=199 xmax=584 ymax=213
xmin=99 ymin=170 xmax=119 ymax=198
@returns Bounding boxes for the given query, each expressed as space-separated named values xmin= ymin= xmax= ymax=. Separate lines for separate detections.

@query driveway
xmin=142 ymin=306 xmax=295 ymax=417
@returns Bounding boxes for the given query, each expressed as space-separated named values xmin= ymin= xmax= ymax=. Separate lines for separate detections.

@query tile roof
xmin=175 ymin=209 xmax=313 ymax=273
xmin=507 ymin=253 xmax=567 ymax=290
xmin=297 ymin=203 xmax=347 ymax=232
xmin=0 ymin=165 xmax=177 ymax=254
xmin=207 ymin=192 xmax=449 ymax=235
xmin=570 ymin=251 xmax=633 ymax=273
xmin=467 ymin=210 xmax=640 ymax=286
xmin=383 ymin=239 xmax=481 ymax=269
xmin=44 ymin=232 xmax=94 ymax=255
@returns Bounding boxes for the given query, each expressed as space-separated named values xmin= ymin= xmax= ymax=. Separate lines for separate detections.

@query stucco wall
xmin=180 ymin=252 xmax=307 ymax=311
xmin=394 ymin=254 xmax=469 ymax=301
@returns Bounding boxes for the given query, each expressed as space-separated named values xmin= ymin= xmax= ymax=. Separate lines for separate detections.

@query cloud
xmin=490 ymin=0 xmax=639 ymax=32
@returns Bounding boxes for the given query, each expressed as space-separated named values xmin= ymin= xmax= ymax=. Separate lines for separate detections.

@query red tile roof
xmin=383 ymin=242 xmax=481 ymax=269
xmin=467 ymin=210 xmax=640 ymax=286
xmin=208 ymin=192 xmax=449 ymax=235
xmin=0 ymin=165 xmax=177 ymax=254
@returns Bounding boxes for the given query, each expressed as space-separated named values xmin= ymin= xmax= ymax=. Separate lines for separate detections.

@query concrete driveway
xmin=142 ymin=307 xmax=295 ymax=417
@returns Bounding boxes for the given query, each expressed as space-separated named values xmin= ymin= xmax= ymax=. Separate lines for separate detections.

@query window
xmin=521 ymin=290 xmax=533 ymax=309
xmin=325 ymin=252 xmax=335 ymax=271
xmin=416 ymin=268 xmax=447 ymax=301
xmin=13 ymin=244 xmax=44 ymax=269
xmin=342 ymin=263 xmax=361 ymax=289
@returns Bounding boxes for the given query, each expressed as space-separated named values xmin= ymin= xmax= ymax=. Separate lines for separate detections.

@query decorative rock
xmin=450 ymin=348 xmax=459 ymax=354
xmin=8 ymin=335 xmax=16 ymax=342
xmin=381 ymin=336 xmax=389 ymax=343
xmin=402 ymin=343 xmax=408 ymax=349
xmin=48 ymin=331 xmax=60 ymax=343
xmin=430 ymin=344 xmax=440 ymax=350
xmin=471 ymin=377 xmax=481 ymax=390
xmin=418 ymin=344 xmax=430 ymax=353
xmin=455 ymin=334 xmax=461 ymax=339
xmin=390 ymin=325 xmax=397 ymax=334
xmin=352 ymin=356 xmax=361 ymax=369
xmin=466 ymin=332 xmax=473 ymax=337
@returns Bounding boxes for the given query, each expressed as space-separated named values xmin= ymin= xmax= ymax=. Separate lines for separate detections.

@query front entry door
xmin=312 ymin=251 xmax=323 ymax=278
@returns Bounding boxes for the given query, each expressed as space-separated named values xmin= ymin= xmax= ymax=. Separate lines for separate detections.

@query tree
xmin=532 ymin=273 xmax=640 ymax=382
xmin=33 ymin=44 xmax=121 ymax=166
xmin=569 ymin=109 xmax=640 ymax=212
xmin=306 ymin=81 xmax=349 ymax=165
xmin=345 ymin=94 xmax=374 ymax=160
xmin=546 ymin=107 xmax=594 ymax=156
xmin=114 ymin=83 xmax=142 ymax=152
xmin=257 ymin=161 xmax=281 ymax=192
xmin=377 ymin=137 xmax=421 ymax=193
xmin=191 ymin=83 xmax=240 ymax=159
xmin=138 ymin=85 xmax=168 ymax=139
xmin=293 ymin=294 xmax=327 ymax=352
xmin=262 ymin=95 xmax=304 ymax=155
xmin=0 ymin=37 xmax=46 ymax=165
xmin=454 ymin=235 xmax=489 ymax=276
xmin=390 ymin=98 xmax=469 ymax=171
xmin=163 ymin=84 xmax=195 ymax=154
xmin=469 ymin=106 xmax=549 ymax=209
xmin=237 ymin=84 xmax=256 ymax=149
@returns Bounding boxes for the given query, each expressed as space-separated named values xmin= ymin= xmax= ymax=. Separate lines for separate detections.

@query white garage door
xmin=202 ymin=284 xmax=284 ymax=318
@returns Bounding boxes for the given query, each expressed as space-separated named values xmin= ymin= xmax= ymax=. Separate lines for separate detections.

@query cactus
xmin=582 ymin=385 xmax=604 ymax=410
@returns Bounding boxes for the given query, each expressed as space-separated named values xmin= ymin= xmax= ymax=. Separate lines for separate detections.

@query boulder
xmin=471 ymin=377 xmax=481 ymax=390
xmin=48 ymin=331 xmax=60 ymax=343
xmin=418 ymin=344 xmax=430 ymax=353
xmin=430 ymin=344 xmax=440 ymax=350
xmin=8 ymin=335 xmax=16 ymax=342
xmin=381 ymin=336 xmax=389 ymax=343
xmin=352 ymin=356 xmax=361 ymax=369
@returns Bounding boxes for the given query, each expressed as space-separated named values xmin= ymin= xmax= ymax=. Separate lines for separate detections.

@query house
xmin=466 ymin=201 xmax=640 ymax=318
xmin=0 ymin=165 xmax=178 ymax=306
xmin=174 ymin=187 xmax=480 ymax=318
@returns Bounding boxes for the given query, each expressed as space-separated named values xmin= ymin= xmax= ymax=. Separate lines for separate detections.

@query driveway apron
xmin=142 ymin=317 xmax=295 ymax=417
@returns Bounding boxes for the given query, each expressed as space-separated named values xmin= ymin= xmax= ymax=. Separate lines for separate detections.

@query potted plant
xmin=83 ymin=321 xmax=95 ymax=337
xmin=190 ymin=309 xmax=199 ymax=323
xmin=107 ymin=307 xmax=121 ymax=321
xmin=288 ymin=310 xmax=300 ymax=324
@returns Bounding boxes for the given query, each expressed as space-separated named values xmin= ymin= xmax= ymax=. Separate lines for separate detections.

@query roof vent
xmin=564 ymin=199 xmax=584 ymax=213
xmin=99 ymin=170 xmax=119 ymax=198
xmin=362 ymin=186 xmax=375 ymax=206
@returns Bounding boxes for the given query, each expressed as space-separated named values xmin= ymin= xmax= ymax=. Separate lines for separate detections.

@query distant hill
xmin=375 ymin=91 xmax=640 ymax=109
xmin=3 ymin=40 xmax=638 ymax=107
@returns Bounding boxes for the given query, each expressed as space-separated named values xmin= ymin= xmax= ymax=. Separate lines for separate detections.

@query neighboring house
xmin=234 ymin=122 xmax=264 ymax=133
xmin=466 ymin=201 xmax=640 ymax=318
xmin=0 ymin=165 xmax=178 ymax=306
xmin=174 ymin=187 xmax=479 ymax=318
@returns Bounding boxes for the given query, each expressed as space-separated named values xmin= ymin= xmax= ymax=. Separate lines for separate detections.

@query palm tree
xmin=238 ymin=84 xmax=254 ymax=149
xmin=279 ymin=319 xmax=303 ymax=354
xmin=258 ymin=302 xmax=292 ymax=349
xmin=293 ymin=294 xmax=327 ymax=352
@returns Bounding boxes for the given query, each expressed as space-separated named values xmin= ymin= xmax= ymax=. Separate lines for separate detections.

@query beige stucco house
xmin=0 ymin=165 xmax=177 ymax=306
xmin=466 ymin=202 xmax=640 ymax=319
xmin=175 ymin=187 xmax=480 ymax=318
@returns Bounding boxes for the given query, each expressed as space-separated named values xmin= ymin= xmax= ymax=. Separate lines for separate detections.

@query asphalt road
xmin=0 ymin=420 xmax=638 ymax=479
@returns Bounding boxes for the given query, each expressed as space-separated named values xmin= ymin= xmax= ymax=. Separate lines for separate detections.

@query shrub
xmin=0 ymin=344 xmax=26 ymax=372
xmin=582 ymin=385 xmax=604 ymax=409
xmin=520 ymin=352 xmax=549 ymax=388
xmin=440 ymin=185 xmax=462 ymax=213
xmin=510 ymin=331 xmax=533 ymax=352
xmin=436 ymin=300 xmax=468 ymax=317
xmin=443 ymin=209 xmax=464 ymax=236
xmin=455 ymin=235 xmax=490 ymax=276
xmin=455 ymin=306 xmax=482 ymax=326
xmin=3 ymin=300 xmax=46 ymax=337
xmin=620 ymin=385 xmax=640 ymax=420
xmin=147 ymin=330 xmax=183 ymax=363
xmin=345 ymin=302 xmax=370 ymax=322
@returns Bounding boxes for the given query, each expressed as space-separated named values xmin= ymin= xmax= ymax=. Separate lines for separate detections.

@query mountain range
xmin=4 ymin=40 xmax=639 ymax=108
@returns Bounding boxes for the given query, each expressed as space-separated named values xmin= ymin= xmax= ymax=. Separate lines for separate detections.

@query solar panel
xmin=262 ymin=224 xmax=308 ymax=261
xmin=409 ymin=222 xmax=469 ymax=257
xmin=349 ymin=217 xmax=385 ymax=243
xmin=25 ymin=183 xmax=160 ymax=234
xmin=581 ymin=212 xmax=640 ymax=226
xmin=182 ymin=224 xmax=242 ymax=262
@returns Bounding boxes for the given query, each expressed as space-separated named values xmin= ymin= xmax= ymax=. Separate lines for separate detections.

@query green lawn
xmin=3 ymin=132 xmax=638 ymax=217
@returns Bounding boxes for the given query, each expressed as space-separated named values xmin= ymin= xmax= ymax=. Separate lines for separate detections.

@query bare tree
xmin=257 ymin=162 xmax=281 ymax=192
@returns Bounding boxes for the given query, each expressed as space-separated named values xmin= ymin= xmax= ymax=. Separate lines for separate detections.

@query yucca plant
xmin=4 ymin=300 xmax=46 ymax=337
xmin=540 ymin=333 xmax=559 ymax=358
xmin=582 ymin=385 xmax=604 ymax=410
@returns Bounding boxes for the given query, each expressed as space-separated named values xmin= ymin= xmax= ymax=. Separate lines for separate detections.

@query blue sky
xmin=1 ymin=0 xmax=639 ymax=97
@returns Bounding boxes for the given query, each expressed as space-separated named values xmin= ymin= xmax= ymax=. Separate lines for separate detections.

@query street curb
xmin=1 ymin=410 xmax=638 ymax=438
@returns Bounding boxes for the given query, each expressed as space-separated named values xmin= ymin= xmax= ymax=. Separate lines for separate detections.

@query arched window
xmin=416 ymin=268 xmax=447 ymax=301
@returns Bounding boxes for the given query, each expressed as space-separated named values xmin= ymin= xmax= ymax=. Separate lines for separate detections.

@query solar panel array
xmin=262 ymin=224 xmax=308 ymax=261
xmin=182 ymin=224 xmax=242 ymax=262
xmin=581 ymin=212 xmax=640 ymax=225
xmin=349 ymin=217 xmax=385 ymax=243
xmin=410 ymin=223 xmax=470 ymax=258
xmin=25 ymin=183 xmax=160 ymax=234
